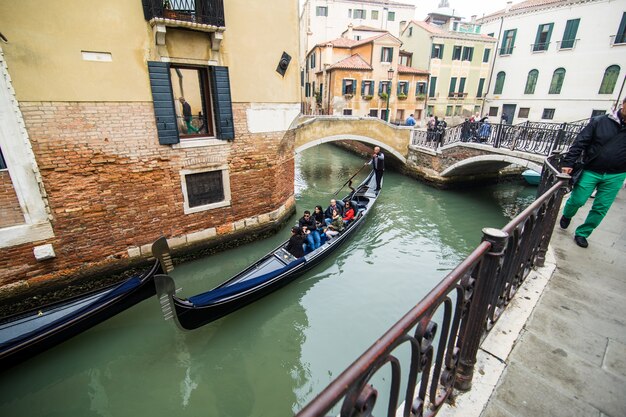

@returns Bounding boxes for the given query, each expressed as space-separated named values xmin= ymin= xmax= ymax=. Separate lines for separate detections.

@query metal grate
xmin=185 ymin=170 xmax=224 ymax=208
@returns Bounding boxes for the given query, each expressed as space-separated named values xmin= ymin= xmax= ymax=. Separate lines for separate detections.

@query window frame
xmin=494 ymin=71 xmax=506 ymax=94
xmin=180 ymin=165 xmax=231 ymax=214
xmin=415 ymin=82 xmax=427 ymax=95
xmin=524 ymin=69 xmax=539 ymax=94
xmin=462 ymin=46 xmax=474 ymax=61
xmin=371 ymin=10 xmax=379 ymax=20
xmin=518 ymin=107 xmax=530 ymax=118
xmin=533 ymin=23 xmax=554 ymax=52
xmin=353 ymin=9 xmax=366 ymax=19
xmin=488 ymin=107 xmax=498 ymax=117
xmin=482 ymin=48 xmax=490 ymax=63
xmin=397 ymin=81 xmax=409 ymax=96
xmin=599 ymin=65 xmax=620 ymax=94
xmin=342 ymin=78 xmax=357 ymax=95
xmin=548 ymin=68 xmax=566 ymax=94
xmin=361 ymin=79 xmax=375 ymax=96
xmin=170 ymin=64 xmax=215 ymax=140
xmin=381 ymin=47 xmax=394 ymax=63
xmin=560 ymin=18 xmax=580 ymax=49
xmin=315 ymin=6 xmax=328 ymax=16
xmin=500 ymin=29 xmax=517 ymax=55
xmin=388 ymin=11 xmax=395 ymax=21
xmin=431 ymin=44 xmax=444 ymax=59
xmin=542 ymin=108 xmax=555 ymax=119
xmin=428 ymin=76 xmax=437 ymax=97
xmin=452 ymin=46 xmax=462 ymax=60
xmin=615 ymin=12 xmax=626 ymax=44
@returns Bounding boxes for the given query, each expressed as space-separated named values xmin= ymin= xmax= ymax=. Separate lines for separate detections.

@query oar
xmin=333 ymin=163 xmax=368 ymax=196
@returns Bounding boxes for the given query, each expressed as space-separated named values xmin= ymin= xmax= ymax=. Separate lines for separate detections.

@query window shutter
xmin=147 ymin=61 xmax=179 ymax=145
xmin=210 ymin=66 xmax=235 ymax=140
xmin=361 ymin=81 xmax=365 ymax=95
xmin=428 ymin=77 xmax=437 ymax=97
xmin=342 ymin=79 xmax=347 ymax=94
xmin=477 ymin=78 xmax=485 ymax=97
xmin=449 ymin=77 xmax=457 ymax=94
xmin=459 ymin=78 xmax=466 ymax=93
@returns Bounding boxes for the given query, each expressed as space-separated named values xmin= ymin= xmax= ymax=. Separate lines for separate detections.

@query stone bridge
xmin=293 ymin=116 xmax=549 ymax=186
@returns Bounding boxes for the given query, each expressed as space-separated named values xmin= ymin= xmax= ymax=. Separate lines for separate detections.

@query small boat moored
xmin=522 ymin=169 xmax=541 ymax=185
xmin=154 ymin=169 xmax=381 ymax=330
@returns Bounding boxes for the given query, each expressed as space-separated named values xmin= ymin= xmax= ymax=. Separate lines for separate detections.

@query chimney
xmin=505 ymin=1 xmax=513 ymax=12
xmin=471 ymin=15 xmax=476 ymax=23
xmin=400 ymin=20 xmax=408 ymax=33
xmin=347 ymin=23 xmax=354 ymax=39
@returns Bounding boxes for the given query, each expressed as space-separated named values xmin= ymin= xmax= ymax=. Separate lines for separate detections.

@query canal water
xmin=0 ymin=144 xmax=535 ymax=416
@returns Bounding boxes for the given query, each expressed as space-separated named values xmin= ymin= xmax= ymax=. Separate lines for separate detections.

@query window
xmin=488 ymin=107 xmax=498 ymax=116
xmin=449 ymin=77 xmax=457 ymax=94
xmin=473 ymin=105 xmax=481 ymax=114
xmin=591 ymin=109 xmax=606 ymax=118
xmin=316 ymin=6 xmax=328 ymax=16
xmin=371 ymin=10 xmax=379 ymax=20
xmin=542 ymin=108 xmax=555 ymax=119
xmin=500 ymin=29 xmax=517 ymax=55
xmin=533 ymin=23 xmax=554 ymax=51
xmin=483 ymin=48 xmax=490 ymax=63
xmin=416 ymin=82 xmax=427 ymax=95
xmin=408 ymin=27 xmax=413 ymax=36
xmin=381 ymin=47 xmax=393 ymax=63
xmin=561 ymin=18 xmax=580 ymax=49
xmin=488 ymin=32 xmax=495 ymax=38
xmin=427 ymin=105 xmax=434 ymax=116
xmin=342 ymin=79 xmax=356 ymax=95
xmin=477 ymin=78 xmax=485 ymax=97
xmin=369 ymin=109 xmax=379 ymax=117
xmin=454 ymin=105 xmax=462 ymax=116
xmin=354 ymin=9 xmax=366 ymax=19
xmin=355 ymin=35 xmax=362 ymax=40
xmin=399 ymin=54 xmax=410 ymax=66
xmin=397 ymin=81 xmax=409 ymax=96
xmin=343 ymin=109 xmax=353 ymax=115
xmin=458 ymin=77 xmax=466 ymax=93
xmin=428 ymin=76 xmax=437 ymax=97
xmin=380 ymin=109 xmax=388 ymax=120
xmin=169 ymin=65 xmax=215 ymax=139
xmin=524 ymin=69 xmax=539 ymax=94
xmin=361 ymin=80 xmax=374 ymax=96
xmin=310 ymin=52 xmax=316 ymax=69
xmin=379 ymin=81 xmax=391 ymax=95
xmin=431 ymin=44 xmax=444 ymax=59
xmin=452 ymin=46 xmax=462 ymax=60
xmin=348 ymin=9 xmax=352 ymax=18
xmin=462 ymin=47 xmax=474 ymax=61
xmin=494 ymin=71 xmax=506 ymax=94
xmin=0 ymin=147 xmax=6 ymax=170
xmin=388 ymin=11 xmax=395 ymax=21
xmin=549 ymin=68 xmax=566 ymax=94
xmin=446 ymin=105 xmax=453 ymax=116
xmin=518 ymin=107 xmax=530 ymax=118
xmin=305 ymin=82 xmax=311 ymax=97
xmin=599 ymin=65 xmax=620 ymax=94
xmin=182 ymin=167 xmax=231 ymax=214
xmin=615 ymin=12 xmax=626 ymax=44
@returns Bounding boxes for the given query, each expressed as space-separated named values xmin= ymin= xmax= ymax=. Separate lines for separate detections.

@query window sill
xmin=184 ymin=199 xmax=231 ymax=215
xmin=172 ymin=138 xmax=228 ymax=149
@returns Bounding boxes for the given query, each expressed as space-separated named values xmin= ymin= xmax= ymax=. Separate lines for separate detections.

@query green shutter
xmin=599 ymin=65 xmax=620 ymax=94
xmin=477 ymin=78 xmax=485 ymax=97
xmin=483 ymin=48 xmax=490 ymax=62
xmin=342 ymin=79 xmax=347 ymax=94
xmin=459 ymin=78 xmax=466 ymax=93
xmin=449 ymin=77 xmax=457 ymax=94
xmin=210 ymin=66 xmax=235 ymax=140
xmin=561 ymin=19 xmax=580 ymax=48
xmin=147 ymin=61 xmax=179 ymax=145
xmin=616 ymin=12 xmax=626 ymax=43
xmin=429 ymin=76 xmax=437 ymax=97
xmin=494 ymin=72 xmax=505 ymax=94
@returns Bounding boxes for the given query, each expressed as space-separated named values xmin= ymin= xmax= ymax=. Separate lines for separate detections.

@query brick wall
xmin=0 ymin=101 xmax=295 ymax=291
xmin=0 ymin=170 xmax=23 ymax=228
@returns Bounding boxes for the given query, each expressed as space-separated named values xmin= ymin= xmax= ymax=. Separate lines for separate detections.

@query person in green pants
xmin=560 ymin=97 xmax=626 ymax=248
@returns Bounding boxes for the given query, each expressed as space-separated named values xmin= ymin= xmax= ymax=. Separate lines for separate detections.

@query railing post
xmin=536 ymin=173 xmax=570 ymax=267
xmin=494 ymin=123 xmax=503 ymax=148
xmin=455 ymin=227 xmax=509 ymax=391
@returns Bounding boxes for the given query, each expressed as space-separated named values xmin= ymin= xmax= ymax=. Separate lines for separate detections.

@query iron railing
xmin=297 ymin=153 xmax=571 ymax=417
xmin=411 ymin=119 xmax=588 ymax=157
xmin=142 ymin=0 xmax=225 ymax=27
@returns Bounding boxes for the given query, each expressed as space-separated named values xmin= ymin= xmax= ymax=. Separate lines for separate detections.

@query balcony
xmin=448 ymin=92 xmax=468 ymax=99
xmin=557 ymin=39 xmax=579 ymax=50
xmin=142 ymin=0 xmax=225 ymax=27
xmin=610 ymin=34 xmax=626 ymax=46
xmin=531 ymin=42 xmax=550 ymax=52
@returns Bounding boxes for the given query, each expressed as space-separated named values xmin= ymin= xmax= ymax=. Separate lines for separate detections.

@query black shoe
xmin=559 ymin=216 xmax=571 ymax=229
xmin=574 ymin=235 xmax=588 ymax=248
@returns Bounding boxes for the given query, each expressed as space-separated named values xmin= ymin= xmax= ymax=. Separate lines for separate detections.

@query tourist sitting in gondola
xmin=325 ymin=209 xmax=344 ymax=239
xmin=286 ymin=226 xmax=306 ymax=258
xmin=324 ymin=199 xmax=344 ymax=225
xmin=343 ymin=201 xmax=355 ymax=224
xmin=298 ymin=210 xmax=321 ymax=251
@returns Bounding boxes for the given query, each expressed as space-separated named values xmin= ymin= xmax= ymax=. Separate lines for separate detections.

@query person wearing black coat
xmin=324 ymin=199 xmax=344 ymax=225
xmin=285 ymin=227 xmax=305 ymax=258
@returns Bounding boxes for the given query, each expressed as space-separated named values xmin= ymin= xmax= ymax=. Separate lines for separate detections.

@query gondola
xmin=154 ymin=169 xmax=381 ymax=330
xmin=0 ymin=237 xmax=172 ymax=369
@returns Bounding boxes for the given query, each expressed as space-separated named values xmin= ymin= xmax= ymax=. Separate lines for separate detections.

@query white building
xmin=300 ymin=0 xmax=415 ymax=64
xmin=478 ymin=0 xmax=626 ymax=124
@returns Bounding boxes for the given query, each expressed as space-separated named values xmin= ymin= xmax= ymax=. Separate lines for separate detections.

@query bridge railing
xmin=296 ymin=154 xmax=571 ymax=417
xmin=410 ymin=120 xmax=587 ymax=157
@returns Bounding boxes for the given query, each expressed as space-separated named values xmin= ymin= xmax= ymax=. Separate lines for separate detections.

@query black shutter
xmin=147 ymin=61 xmax=179 ymax=145
xmin=210 ymin=66 xmax=235 ymax=140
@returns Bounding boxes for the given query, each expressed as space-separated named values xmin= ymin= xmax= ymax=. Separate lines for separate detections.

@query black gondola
xmin=155 ymin=169 xmax=381 ymax=330
xmin=0 ymin=238 xmax=172 ymax=369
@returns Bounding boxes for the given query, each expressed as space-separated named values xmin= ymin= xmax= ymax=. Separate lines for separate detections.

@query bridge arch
xmin=294 ymin=134 xmax=407 ymax=164
xmin=440 ymin=155 xmax=543 ymax=177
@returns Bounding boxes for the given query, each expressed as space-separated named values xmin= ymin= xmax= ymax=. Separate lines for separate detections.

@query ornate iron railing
xmin=411 ymin=119 xmax=587 ymax=157
xmin=142 ymin=0 xmax=225 ymax=27
xmin=297 ymin=154 xmax=571 ymax=417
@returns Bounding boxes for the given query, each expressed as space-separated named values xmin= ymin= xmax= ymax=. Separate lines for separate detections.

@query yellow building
xmin=303 ymin=32 xmax=429 ymax=124
xmin=0 ymin=0 xmax=300 ymax=293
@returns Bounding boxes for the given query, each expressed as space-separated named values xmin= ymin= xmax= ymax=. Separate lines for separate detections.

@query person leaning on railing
xmin=559 ymin=97 xmax=626 ymax=248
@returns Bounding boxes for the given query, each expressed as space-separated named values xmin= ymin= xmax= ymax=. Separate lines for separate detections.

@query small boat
xmin=154 ymin=169 xmax=381 ymax=330
xmin=0 ymin=238 xmax=172 ymax=369
xmin=522 ymin=169 xmax=541 ymax=185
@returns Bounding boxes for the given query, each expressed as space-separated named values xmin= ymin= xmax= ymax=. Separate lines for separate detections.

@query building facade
xmin=399 ymin=19 xmax=497 ymax=124
xmin=303 ymin=33 xmax=429 ymax=123
xmin=0 ymin=0 xmax=300 ymax=294
xmin=300 ymin=0 xmax=415 ymax=65
xmin=478 ymin=0 xmax=626 ymax=124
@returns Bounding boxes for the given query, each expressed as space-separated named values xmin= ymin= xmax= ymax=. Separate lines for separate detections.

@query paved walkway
xmin=441 ymin=185 xmax=626 ymax=417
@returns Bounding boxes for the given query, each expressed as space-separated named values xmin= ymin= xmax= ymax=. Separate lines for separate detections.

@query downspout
xmin=480 ymin=15 xmax=504 ymax=118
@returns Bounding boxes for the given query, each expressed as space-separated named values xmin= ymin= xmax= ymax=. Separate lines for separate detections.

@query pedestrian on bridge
xmin=559 ymin=97 xmax=626 ymax=248
xmin=405 ymin=114 xmax=416 ymax=127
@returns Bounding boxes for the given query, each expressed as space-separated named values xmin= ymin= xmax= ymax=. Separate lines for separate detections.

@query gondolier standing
xmin=367 ymin=146 xmax=385 ymax=191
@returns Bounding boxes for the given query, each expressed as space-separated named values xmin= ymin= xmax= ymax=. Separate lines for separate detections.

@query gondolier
xmin=367 ymin=146 xmax=385 ymax=192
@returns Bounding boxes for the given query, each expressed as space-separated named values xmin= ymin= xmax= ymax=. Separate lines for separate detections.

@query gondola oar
xmin=333 ymin=163 xmax=367 ymax=196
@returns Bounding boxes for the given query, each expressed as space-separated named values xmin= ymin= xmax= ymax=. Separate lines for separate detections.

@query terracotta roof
xmin=315 ymin=37 xmax=358 ymax=49
xmin=327 ymin=54 xmax=373 ymax=71
xmin=397 ymin=65 xmax=429 ymax=75
xmin=351 ymin=25 xmax=388 ymax=32
xmin=479 ymin=0 xmax=569 ymax=21
xmin=404 ymin=19 xmax=496 ymax=41
xmin=341 ymin=0 xmax=414 ymax=7
xmin=351 ymin=32 xmax=402 ymax=47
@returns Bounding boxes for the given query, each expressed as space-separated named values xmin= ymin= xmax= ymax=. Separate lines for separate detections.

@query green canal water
xmin=0 ymin=144 xmax=536 ymax=416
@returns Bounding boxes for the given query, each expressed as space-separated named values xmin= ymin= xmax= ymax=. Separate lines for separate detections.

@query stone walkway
xmin=440 ymin=185 xmax=626 ymax=417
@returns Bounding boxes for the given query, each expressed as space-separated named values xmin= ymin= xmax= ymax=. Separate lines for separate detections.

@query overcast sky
xmin=413 ymin=0 xmax=513 ymax=20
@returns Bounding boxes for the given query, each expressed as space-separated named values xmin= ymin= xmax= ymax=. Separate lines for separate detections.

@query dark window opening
xmin=343 ymin=109 xmax=353 ymax=115
xmin=488 ymin=107 xmax=498 ymax=116
xmin=518 ymin=107 xmax=530 ymax=118
xmin=171 ymin=66 xmax=214 ymax=138
xmin=186 ymin=170 xmax=224 ymax=208
xmin=0 ymin=148 xmax=6 ymax=170
xmin=542 ymin=108 xmax=555 ymax=119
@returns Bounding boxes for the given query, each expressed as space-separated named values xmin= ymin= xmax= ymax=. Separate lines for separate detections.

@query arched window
xmin=524 ymin=70 xmax=539 ymax=94
xmin=599 ymin=65 xmax=620 ymax=94
xmin=494 ymin=71 xmax=506 ymax=94
xmin=548 ymin=68 xmax=566 ymax=94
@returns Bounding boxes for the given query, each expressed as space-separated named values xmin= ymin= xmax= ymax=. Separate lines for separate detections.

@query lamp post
xmin=386 ymin=67 xmax=394 ymax=122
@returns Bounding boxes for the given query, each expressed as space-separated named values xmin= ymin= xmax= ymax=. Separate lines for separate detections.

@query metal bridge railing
xmin=411 ymin=120 xmax=587 ymax=157
xmin=297 ymin=154 xmax=571 ymax=417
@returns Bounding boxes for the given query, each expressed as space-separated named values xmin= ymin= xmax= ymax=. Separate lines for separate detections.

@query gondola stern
xmin=154 ymin=274 xmax=188 ymax=332
xmin=152 ymin=237 xmax=174 ymax=274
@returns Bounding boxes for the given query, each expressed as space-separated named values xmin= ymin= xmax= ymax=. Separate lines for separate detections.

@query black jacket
xmin=324 ymin=204 xmax=344 ymax=219
xmin=563 ymin=110 xmax=626 ymax=174
xmin=298 ymin=215 xmax=317 ymax=231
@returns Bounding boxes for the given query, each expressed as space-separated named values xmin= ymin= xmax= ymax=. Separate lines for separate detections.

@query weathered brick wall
xmin=0 ymin=170 xmax=23 ymax=228
xmin=0 ymin=101 xmax=295 ymax=291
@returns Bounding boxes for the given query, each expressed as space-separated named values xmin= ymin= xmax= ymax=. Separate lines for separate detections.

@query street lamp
xmin=386 ymin=67 xmax=394 ymax=122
